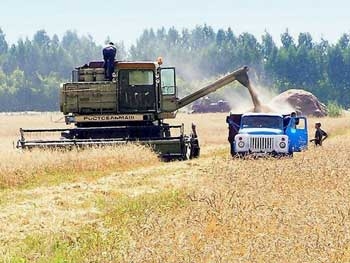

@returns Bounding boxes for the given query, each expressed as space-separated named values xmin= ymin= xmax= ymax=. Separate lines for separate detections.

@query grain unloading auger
xmin=17 ymin=59 xmax=250 ymax=160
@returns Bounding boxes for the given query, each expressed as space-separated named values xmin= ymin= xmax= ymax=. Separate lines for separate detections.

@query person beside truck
xmin=310 ymin=122 xmax=328 ymax=146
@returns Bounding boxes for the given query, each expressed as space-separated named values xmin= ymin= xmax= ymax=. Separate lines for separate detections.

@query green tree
xmin=0 ymin=28 xmax=8 ymax=55
xmin=1 ymin=26 xmax=350 ymax=111
xmin=281 ymin=29 xmax=295 ymax=49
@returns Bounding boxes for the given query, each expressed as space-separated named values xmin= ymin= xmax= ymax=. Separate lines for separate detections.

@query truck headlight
xmin=279 ymin=142 xmax=286 ymax=148
xmin=238 ymin=141 xmax=245 ymax=148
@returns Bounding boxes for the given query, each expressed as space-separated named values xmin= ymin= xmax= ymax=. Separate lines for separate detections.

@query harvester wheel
xmin=185 ymin=144 xmax=192 ymax=160
xmin=190 ymin=139 xmax=200 ymax=158
xmin=183 ymin=138 xmax=200 ymax=160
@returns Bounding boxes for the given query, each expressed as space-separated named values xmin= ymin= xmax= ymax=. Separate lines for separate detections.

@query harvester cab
xmin=17 ymin=59 xmax=250 ymax=160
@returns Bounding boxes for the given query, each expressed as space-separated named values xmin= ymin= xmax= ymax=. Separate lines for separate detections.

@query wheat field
xmin=0 ymin=112 xmax=350 ymax=262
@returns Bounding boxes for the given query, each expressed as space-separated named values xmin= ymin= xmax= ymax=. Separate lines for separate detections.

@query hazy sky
xmin=1 ymin=0 xmax=349 ymax=47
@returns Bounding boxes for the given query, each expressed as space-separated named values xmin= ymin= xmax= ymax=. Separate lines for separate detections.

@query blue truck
xmin=226 ymin=112 xmax=308 ymax=157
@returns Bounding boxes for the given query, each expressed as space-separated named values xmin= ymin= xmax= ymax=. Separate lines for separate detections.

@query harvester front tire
xmin=183 ymin=140 xmax=200 ymax=160
xmin=185 ymin=144 xmax=192 ymax=160
xmin=190 ymin=140 xmax=200 ymax=159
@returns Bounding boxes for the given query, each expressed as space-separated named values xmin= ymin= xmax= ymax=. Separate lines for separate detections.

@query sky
xmin=1 ymin=0 xmax=350 ymax=47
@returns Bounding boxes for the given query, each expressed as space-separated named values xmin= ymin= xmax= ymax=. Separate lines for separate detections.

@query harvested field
xmin=0 ymin=112 xmax=350 ymax=262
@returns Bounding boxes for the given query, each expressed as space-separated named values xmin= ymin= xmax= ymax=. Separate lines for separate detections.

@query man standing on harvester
xmin=102 ymin=42 xmax=117 ymax=80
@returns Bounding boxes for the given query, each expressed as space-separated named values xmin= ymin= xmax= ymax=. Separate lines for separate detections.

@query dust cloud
xmin=225 ymin=84 xmax=295 ymax=114
xmin=161 ymin=58 xmax=295 ymax=115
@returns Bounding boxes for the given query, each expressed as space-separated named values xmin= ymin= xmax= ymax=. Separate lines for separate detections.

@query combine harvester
xmin=17 ymin=58 xmax=250 ymax=160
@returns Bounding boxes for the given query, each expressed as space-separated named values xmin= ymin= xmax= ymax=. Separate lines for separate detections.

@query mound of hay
xmin=271 ymin=89 xmax=328 ymax=117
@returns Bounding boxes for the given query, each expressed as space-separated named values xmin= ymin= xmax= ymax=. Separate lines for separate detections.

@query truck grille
xmin=249 ymin=137 xmax=274 ymax=152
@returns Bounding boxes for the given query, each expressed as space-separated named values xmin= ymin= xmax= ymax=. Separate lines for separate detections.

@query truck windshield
xmin=242 ymin=116 xmax=283 ymax=129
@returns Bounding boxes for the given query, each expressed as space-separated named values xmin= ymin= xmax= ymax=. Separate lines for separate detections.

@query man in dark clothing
xmin=102 ymin=42 xmax=117 ymax=80
xmin=284 ymin=111 xmax=299 ymax=130
xmin=227 ymin=114 xmax=241 ymax=156
xmin=310 ymin=122 xmax=328 ymax=146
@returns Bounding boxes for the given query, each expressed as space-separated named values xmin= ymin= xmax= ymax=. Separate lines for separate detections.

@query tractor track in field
xmin=0 ymin=154 xmax=218 ymax=245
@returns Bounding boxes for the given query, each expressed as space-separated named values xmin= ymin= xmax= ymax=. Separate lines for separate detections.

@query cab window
xmin=129 ymin=70 xmax=154 ymax=86
xmin=160 ymin=68 xmax=176 ymax=95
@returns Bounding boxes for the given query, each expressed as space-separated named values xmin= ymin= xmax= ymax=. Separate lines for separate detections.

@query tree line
xmin=0 ymin=25 xmax=349 ymax=111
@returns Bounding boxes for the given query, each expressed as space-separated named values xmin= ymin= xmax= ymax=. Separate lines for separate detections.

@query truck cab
xmin=227 ymin=112 xmax=308 ymax=156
